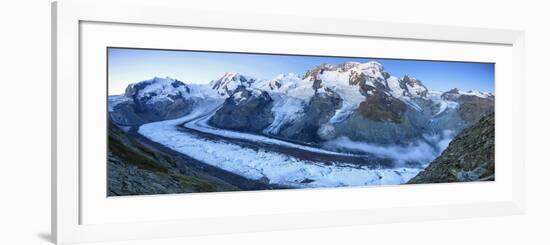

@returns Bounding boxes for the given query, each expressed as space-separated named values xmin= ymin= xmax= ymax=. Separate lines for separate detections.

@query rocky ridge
xmin=407 ymin=113 xmax=495 ymax=183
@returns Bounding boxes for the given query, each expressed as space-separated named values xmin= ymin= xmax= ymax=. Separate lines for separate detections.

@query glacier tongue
xmin=138 ymin=102 xmax=422 ymax=188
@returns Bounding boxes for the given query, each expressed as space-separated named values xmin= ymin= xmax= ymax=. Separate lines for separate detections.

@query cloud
xmin=323 ymin=130 xmax=454 ymax=165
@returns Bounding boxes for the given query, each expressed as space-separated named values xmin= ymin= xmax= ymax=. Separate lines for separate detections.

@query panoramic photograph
xmin=107 ymin=47 xmax=495 ymax=196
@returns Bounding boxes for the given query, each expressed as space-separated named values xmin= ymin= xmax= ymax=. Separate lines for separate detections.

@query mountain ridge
xmin=109 ymin=61 xmax=494 ymax=149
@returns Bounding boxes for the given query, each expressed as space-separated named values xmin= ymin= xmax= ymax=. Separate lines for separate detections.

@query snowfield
xmin=138 ymin=102 xmax=422 ymax=188
xmin=318 ymin=70 xmax=366 ymax=124
xmin=263 ymin=95 xmax=309 ymax=134
xmin=459 ymin=89 xmax=493 ymax=98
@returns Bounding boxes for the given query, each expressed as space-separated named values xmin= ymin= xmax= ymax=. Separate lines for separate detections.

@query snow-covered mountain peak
xmin=305 ymin=61 xmax=385 ymax=77
xmin=358 ymin=61 xmax=384 ymax=73
xmin=124 ymin=76 xmax=190 ymax=101
xmin=401 ymin=75 xmax=428 ymax=98
xmin=303 ymin=62 xmax=389 ymax=88
xmin=128 ymin=76 xmax=180 ymax=88
xmin=462 ymin=89 xmax=493 ymax=98
xmin=214 ymin=72 xmax=254 ymax=84
xmin=441 ymin=88 xmax=494 ymax=100
xmin=255 ymin=73 xmax=304 ymax=91
xmin=328 ymin=61 xmax=385 ymax=73
xmin=211 ymin=72 xmax=257 ymax=96
xmin=333 ymin=61 xmax=387 ymax=86
xmin=273 ymin=72 xmax=301 ymax=81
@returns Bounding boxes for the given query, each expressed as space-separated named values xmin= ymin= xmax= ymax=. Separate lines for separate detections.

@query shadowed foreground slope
xmin=107 ymin=121 xmax=240 ymax=196
xmin=408 ymin=113 xmax=495 ymax=184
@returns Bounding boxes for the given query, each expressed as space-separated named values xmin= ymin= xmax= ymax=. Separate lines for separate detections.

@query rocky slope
xmin=441 ymin=88 xmax=495 ymax=123
xmin=407 ymin=113 xmax=495 ymax=184
xmin=210 ymin=72 xmax=257 ymax=96
xmin=209 ymin=86 xmax=274 ymax=133
xmin=107 ymin=120 xmax=240 ymax=196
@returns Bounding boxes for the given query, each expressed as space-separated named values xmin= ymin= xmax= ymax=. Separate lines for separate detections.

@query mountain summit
xmin=211 ymin=72 xmax=257 ymax=96
xmin=110 ymin=77 xmax=194 ymax=125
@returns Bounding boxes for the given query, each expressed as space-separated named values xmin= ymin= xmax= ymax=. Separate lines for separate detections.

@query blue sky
xmin=108 ymin=48 xmax=494 ymax=95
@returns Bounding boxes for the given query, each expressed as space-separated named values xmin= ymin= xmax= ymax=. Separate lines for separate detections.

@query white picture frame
xmin=52 ymin=0 xmax=525 ymax=244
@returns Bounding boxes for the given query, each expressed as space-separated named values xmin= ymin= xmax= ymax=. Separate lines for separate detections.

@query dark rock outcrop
xmin=457 ymin=95 xmax=494 ymax=124
xmin=209 ymin=86 xmax=274 ymax=133
xmin=441 ymin=88 xmax=461 ymax=101
xmin=109 ymin=98 xmax=150 ymax=125
xmin=356 ymin=89 xmax=407 ymax=123
xmin=332 ymin=109 xmax=422 ymax=145
xmin=304 ymin=63 xmax=335 ymax=81
xmin=277 ymin=90 xmax=343 ymax=143
xmin=441 ymin=88 xmax=494 ymax=124
xmin=401 ymin=75 xmax=428 ymax=98
xmin=407 ymin=113 xmax=495 ymax=184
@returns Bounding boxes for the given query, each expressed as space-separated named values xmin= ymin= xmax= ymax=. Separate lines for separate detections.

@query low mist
xmin=323 ymin=130 xmax=455 ymax=166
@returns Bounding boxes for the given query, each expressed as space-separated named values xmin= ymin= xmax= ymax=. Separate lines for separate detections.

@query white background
xmin=0 ymin=0 xmax=548 ymax=244
xmin=80 ymin=21 xmax=514 ymax=226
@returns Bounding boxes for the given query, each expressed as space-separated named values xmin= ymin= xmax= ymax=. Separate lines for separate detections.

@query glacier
xmin=138 ymin=101 xmax=422 ymax=188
